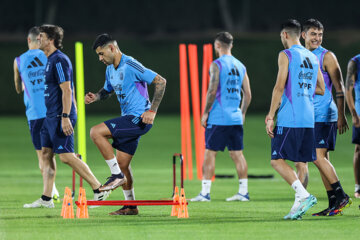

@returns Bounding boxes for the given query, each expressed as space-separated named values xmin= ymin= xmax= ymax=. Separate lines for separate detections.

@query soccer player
xmin=85 ymin=34 xmax=166 ymax=215
xmin=300 ymin=19 xmax=351 ymax=216
xmin=24 ymin=24 xmax=109 ymax=208
xmin=265 ymin=19 xmax=325 ymax=220
xmin=191 ymin=32 xmax=252 ymax=202
xmin=345 ymin=53 xmax=360 ymax=199
xmin=14 ymin=26 xmax=60 ymax=204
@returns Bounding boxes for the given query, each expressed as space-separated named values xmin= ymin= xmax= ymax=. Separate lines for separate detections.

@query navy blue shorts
xmin=205 ymin=125 xmax=243 ymax=152
xmin=352 ymin=126 xmax=360 ymax=145
xmin=271 ymin=127 xmax=316 ymax=162
xmin=104 ymin=115 xmax=152 ymax=155
xmin=28 ymin=118 xmax=45 ymax=150
xmin=314 ymin=122 xmax=337 ymax=150
xmin=41 ymin=117 xmax=77 ymax=154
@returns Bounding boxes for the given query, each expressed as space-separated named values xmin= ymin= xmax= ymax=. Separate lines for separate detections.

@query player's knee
xmin=58 ymin=154 xmax=70 ymax=164
xmin=89 ymin=126 xmax=100 ymax=141
xmin=270 ymin=160 xmax=278 ymax=168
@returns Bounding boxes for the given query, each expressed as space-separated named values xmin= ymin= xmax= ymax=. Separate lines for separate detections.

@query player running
xmin=265 ymin=19 xmax=325 ymax=220
xmin=15 ymin=26 xmax=60 ymax=205
xmin=85 ymin=34 xmax=166 ymax=215
xmin=345 ymin=53 xmax=360 ymax=199
xmin=24 ymin=24 xmax=109 ymax=208
xmin=191 ymin=32 xmax=252 ymax=202
xmin=300 ymin=19 xmax=351 ymax=216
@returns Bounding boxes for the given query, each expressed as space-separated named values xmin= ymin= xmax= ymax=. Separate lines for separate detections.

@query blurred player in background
xmin=86 ymin=33 xmax=166 ymax=215
xmin=14 ymin=26 xmax=60 ymax=204
xmin=265 ymin=19 xmax=325 ymax=220
xmin=345 ymin=53 xmax=360 ymax=199
xmin=24 ymin=24 xmax=109 ymax=208
xmin=300 ymin=19 xmax=350 ymax=216
xmin=191 ymin=31 xmax=252 ymax=202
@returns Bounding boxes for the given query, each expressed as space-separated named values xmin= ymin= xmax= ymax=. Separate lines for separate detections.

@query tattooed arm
xmin=13 ymin=59 xmax=23 ymax=94
xmin=345 ymin=59 xmax=360 ymax=127
xmin=324 ymin=51 xmax=348 ymax=134
xmin=85 ymin=88 xmax=114 ymax=104
xmin=141 ymin=74 xmax=166 ymax=124
xmin=201 ymin=62 xmax=220 ymax=127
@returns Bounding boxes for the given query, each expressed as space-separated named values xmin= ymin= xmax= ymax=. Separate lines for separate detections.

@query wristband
xmin=148 ymin=110 xmax=156 ymax=113
xmin=62 ymin=113 xmax=70 ymax=118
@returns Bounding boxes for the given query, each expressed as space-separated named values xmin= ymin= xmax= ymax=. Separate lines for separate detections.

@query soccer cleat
xmin=312 ymin=208 xmax=331 ymax=216
xmin=23 ymin=198 xmax=55 ymax=208
xmin=109 ymin=205 xmax=139 ymax=215
xmin=99 ymin=173 xmax=127 ymax=192
xmin=89 ymin=190 xmax=111 ymax=209
xmin=226 ymin=192 xmax=250 ymax=202
xmin=291 ymin=195 xmax=317 ymax=220
xmin=355 ymin=192 xmax=360 ymax=199
xmin=328 ymin=195 xmax=352 ymax=216
xmin=284 ymin=196 xmax=301 ymax=220
xmin=190 ymin=193 xmax=210 ymax=202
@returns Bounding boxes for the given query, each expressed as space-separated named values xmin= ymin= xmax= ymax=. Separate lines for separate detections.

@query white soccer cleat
xmin=284 ymin=196 xmax=301 ymax=219
xmin=226 ymin=193 xmax=250 ymax=202
xmin=90 ymin=190 xmax=111 ymax=208
xmin=190 ymin=193 xmax=210 ymax=202
xmin=23 ymin=198 xmax=54 ymax=208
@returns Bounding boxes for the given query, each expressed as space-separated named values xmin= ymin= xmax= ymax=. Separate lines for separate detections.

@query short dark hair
xmin=28 ymin=26 xmax=40 ymax=42
xmin=281 ymin=19 xmax=301 ymax=37
xmin=302 ymin=18 xmax=324 ymax=33
xmin=92 ymin=33 xmax=114 ymax=50
xmin=39 ymin=24 xmax=64 ymax=49
xmin=215 ymin=32 xmax=233 ymax=46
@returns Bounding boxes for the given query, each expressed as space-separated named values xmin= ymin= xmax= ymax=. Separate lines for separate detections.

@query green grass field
xmin=0 ymin=115 xmax=359 ymax=240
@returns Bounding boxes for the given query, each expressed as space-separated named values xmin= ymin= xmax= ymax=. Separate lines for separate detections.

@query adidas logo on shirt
xmin=319 ymin=139 xmax=325 ymax=144
xmin=111 ymin=123 xmax=116 ymax=128
xmin=58 ymin=145 xmax=64 ymax=150
xmin=272 ymin=150 xmax=277 ymax=155
xmin=27 ymin=57 xmax=44 ymax=68
xmin=300 ymin=57 xmax=313 ymax=69
xmin=228 ymin=67 xmax=240 ymax=76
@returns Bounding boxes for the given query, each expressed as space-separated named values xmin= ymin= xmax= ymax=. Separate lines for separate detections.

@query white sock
xmin=51 ymin=183 xmax=59 ymax=197
xmin=105 ymin=157 xmax=121 ymax=175
xmin=201 ymin=180 xmax=212 ymax=196
xmin=355 ymin=184 xmax=360 ymax=192
xmin=123 ymin=188 xmax=135 ymax=200
xmin=238 ymin=178 xmax=248 ymax=195
xmin=291 ymin=180 xmax=310 ymax=199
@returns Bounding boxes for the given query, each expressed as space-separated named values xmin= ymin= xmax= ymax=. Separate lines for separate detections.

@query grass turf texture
xmin=0 ymin=115 xmax=359 ymax=240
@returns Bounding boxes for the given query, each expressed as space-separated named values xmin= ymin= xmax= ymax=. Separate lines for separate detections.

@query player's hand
xmin=141 ymin=110 xmax=156 ymax=124
xmin=265 ymin=115 xmax=274 ymax=138
xmin=337 ymin=114 xmax=349 ymax=134
xmin=352 ymin=114 xmax=360 ymax=128
xmin=85 ymin=92 xmax=99 ymax=104
xmin=61 ymin=118 xmax=73 ymax=136
xmin=201 ymin=113 xmax=209 ymax=128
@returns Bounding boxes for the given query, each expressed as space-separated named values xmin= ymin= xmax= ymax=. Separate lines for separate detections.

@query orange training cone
xmin=76 ymin=187 xmax=88 ymax=218
xmin=171 ymin=186 xmax=180 ymax=216
xmin=61 ymin=187 xmax=71 ymax=217
xmin=177 ymin=188 xmax=189 ymax=218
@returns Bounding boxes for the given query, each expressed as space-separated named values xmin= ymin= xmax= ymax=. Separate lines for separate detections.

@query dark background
xmin=1 ymin=0 xmax=360 ymax=115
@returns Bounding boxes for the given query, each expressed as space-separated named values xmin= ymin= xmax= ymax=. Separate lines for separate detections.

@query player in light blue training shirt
xmin=345 ymin=53 xmax=360 ymax=199
xmin=14 ymin=26 xmax=60 ymax=205
xmin=86 ymin=34 xmax=167 ymax=215
xmin=265 ymin=19 xmax=325 ymax=220
xmin=191 ymin=32 xmax=252 ymax=203
xmin=300 ymin=19 xmax=350 ymax=217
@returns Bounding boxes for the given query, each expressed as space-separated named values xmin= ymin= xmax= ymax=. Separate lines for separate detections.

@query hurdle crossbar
xmin=76 ymin=200 xmax=189 ymax=206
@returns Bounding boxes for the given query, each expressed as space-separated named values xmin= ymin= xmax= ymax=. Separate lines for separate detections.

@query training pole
xmin=75 ymin=42 xmax=87 ymax=164
xmin=179 ymin=44 xmax=193 ymax=180
xmin=188 ymin=44 xmax=202 ymax=180
xmin=72 ymin=42 xmax=86 ymax=194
